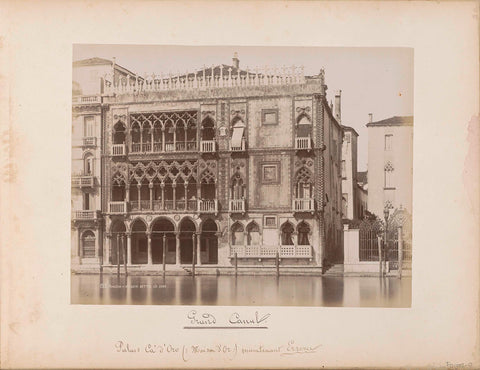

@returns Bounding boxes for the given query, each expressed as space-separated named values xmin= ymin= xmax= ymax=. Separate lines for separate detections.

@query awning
xmin=231 ymin=126 xmax=245 ymax=148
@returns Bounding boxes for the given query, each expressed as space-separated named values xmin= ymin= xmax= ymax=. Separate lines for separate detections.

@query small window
xmin=263 ymin=216 xmax=277 ymax=228
xmin=345 ymin=133 xmax=351 ymax=143
xmin=385 ymin=134 xmax=393 ymax=151
xmin=261 ymin=162 xmax=280 ymax=184
xmin=262 ymin=109 xmax=278 ymax=125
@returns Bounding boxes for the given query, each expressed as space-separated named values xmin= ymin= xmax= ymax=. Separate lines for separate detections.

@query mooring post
xmin=163 ymin=233 xmax=166 ymax=277
xmin=116 ymin=234 xmax=120 ymax=276
xmin=377 ymin=236 xmax=383 ymax=277
xmin=192 ymin=233 xmax=196 ymax=277
xmin=276 ymin=252 xmax=280 ymax=277
xmin=234 ymin=252 xmax=238 ymax=277
xmin=398 ymin=226 xmax=403 ymax=279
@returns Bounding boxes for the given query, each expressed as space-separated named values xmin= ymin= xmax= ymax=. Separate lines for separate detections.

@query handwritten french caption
xmin=115 ymin=340 xmax=321 ymax=362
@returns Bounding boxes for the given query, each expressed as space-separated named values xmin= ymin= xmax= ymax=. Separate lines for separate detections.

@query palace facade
xmin=71 ymin=54 xmax=344 ymax=273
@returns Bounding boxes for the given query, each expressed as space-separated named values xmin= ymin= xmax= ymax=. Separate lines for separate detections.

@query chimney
xmin=232 ymin=52 xmax=239 ymax=69
xmin=334 ymin=90 xmax=342 ymax=123
xmin=368 ymin=113 xmax=373 ymax=123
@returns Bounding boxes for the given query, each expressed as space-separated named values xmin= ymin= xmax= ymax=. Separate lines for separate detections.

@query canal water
xmin=71 ymin=274 xmax=411 ymax=307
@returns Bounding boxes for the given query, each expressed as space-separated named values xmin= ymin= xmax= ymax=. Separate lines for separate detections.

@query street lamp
xmin=383 ymin=206 xmax=390 ymax=276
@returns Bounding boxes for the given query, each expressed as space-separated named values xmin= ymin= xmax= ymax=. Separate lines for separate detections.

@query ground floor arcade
xmin=106 ymin=217 xmax=218 ymax=266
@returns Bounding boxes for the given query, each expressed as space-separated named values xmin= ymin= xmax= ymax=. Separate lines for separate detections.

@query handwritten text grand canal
xmin=115 ymin=340 xmax=322 ymax=362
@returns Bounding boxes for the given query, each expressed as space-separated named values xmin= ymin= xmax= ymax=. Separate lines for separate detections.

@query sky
xmin=73 ymin=45 xmax=414 ymax=171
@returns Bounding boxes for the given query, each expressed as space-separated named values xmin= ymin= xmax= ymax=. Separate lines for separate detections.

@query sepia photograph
xmin=2 ymin=1 xmax=479 ymax=368
xmin=71 ymin=45 xmax=413 ymax=307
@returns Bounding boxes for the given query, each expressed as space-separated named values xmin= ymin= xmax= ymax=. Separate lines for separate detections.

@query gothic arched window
xmin=384 ymin=162 xmax=394 ymax=188
xmin=231 ymin=222 xmax=244 ymax=245
xmin=294 ymin=167 xmax=313 ymax=199
xmin=246 ymin=222 xmax=260 ymax=245
xmin=281 ymin=222 xmax=294 ymax=245
xmin=297 ymin=222 xmax=311 ymax=245
xmin=231 ymin=173 xmax=244 ymax=200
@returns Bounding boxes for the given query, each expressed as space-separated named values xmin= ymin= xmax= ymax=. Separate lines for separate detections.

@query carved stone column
xmin=105 ymin=233 xmax=111 ymax=265
xmin=126 ymin=232 xmax=132 ymax=265
xmin=147 ymin=232 xmax=152 ymax=265
xmin=196 ymin=232 xmax=202 ymax=266
xmin=175 ymin=232 xmax=180 ymax=265
xmin=149 ymin=182 xmax=153 ymax=210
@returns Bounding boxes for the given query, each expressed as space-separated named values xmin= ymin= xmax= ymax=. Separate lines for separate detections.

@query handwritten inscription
xmin=114 ymin=340 xmax=321 ymax=362
xmin=185 ymin=310 xmax=270 ymax=327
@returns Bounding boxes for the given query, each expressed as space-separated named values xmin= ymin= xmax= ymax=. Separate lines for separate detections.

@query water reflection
xmin=71 ymin=274 xmax=411 ymax=307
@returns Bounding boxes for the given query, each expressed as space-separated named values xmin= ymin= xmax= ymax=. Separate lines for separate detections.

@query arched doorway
xmin=179 ymin=218 xmax=196 ymax=264
xmin=151 ymin=218 xmax=176 ymax=264
xmin=131 ymin=219 xmax=147 ymax=264
xmin=201 ymin=219 xmax=218 ymax=264
xmin=110 ymin=220 xmax=126 ymax=264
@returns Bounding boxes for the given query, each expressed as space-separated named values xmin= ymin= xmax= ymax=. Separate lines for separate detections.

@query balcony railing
xmin=293 ymin=198 xmax=315 ymax=212
xmin=230 ymin=245 xmax=312 ymax=258
xmin=127 ymin=199 xmax=212 ymax=213
xmin=200 ymin=140 xmax=216 ymax=153
xmin=82 ymin=137 xmax=96 ymax=147
xmin=130 ymin=200 xmax=151 ymax=211
xmin=295 ymin=136 xmax=312 ymax=150
xmin=230 ymin=138 xmax=246 ymax=152
xmin=130 ymin=141 xmax=198 ymax=154
xmin=112 ymin=144 xmax=126 ymax=156
xmin=72 ymin=95 xmax=101 ymax=104
xmin=72 ymin=175 xmax=95 ymax=188
xmin=109 ymin=201 xmax=128 ymax=214
xmin=198 ymin=199 xmax=217 ymax=213
xmin=73 ymin=210 xmax=99 ymax=220
xmin=229 ymin=199 xmax=245 ymax=213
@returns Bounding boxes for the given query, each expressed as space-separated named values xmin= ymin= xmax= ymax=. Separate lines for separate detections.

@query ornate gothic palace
xmin=71 ymin=54 xmax=344 ymax=274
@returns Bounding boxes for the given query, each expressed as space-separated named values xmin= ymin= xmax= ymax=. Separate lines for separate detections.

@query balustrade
xmin=292 ymin=198 xmax=315 ymax=212
xmin=72 ymin=175 xmax=94 ymax=188
xmin=112 ymin=144 xmax=126 ymax=156
xmin=229 ymin=199 xmax=245 ymax=213
xmin=200 ymin=140 xmax=216 ymax=153
xmin=73 ymin=210 xmax=98 ymax=220
xmin=109 ymin=201 xmax=127 ymax=214
xmin=72 ymin=95 xmax=100 ymax=104
xmin=230 ymin=138 xmax=246 ymax=152
xmin=230 ymin=245 xmax=312 ymax=258
xmin=295 ymin=136 xmax=312 ymax=150
xmin=198 ymin=199 xmax=217 ymax=213
xmin=104 ymin=65 xmax=306 ymax=95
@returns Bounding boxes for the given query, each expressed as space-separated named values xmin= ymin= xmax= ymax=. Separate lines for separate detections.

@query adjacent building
xmin=71 ymin=54 xmax=344 ymax=272
xmin=366 ymin=115 xmax=413 ymax=218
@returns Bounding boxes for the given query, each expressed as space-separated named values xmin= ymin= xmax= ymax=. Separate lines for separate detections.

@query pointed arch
xmin=294 ymin=167 xmax=313 ymax=199
xmin=201 ymin=116 xmax=215 ymax=140
xmin=231 ymin=222 xmax=244 ymax=246
xmin=297 ymin=221 xmax=311 ymax=245
xmin=280 ymin=221 xmax=295 ymax=245
xmin=246 ymin=221 xmax=260 ymax=246
xmin=296 ymin=113 xmax=312 ymax=138
xmin=113 ymin=121 xmax=126 ymax=145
